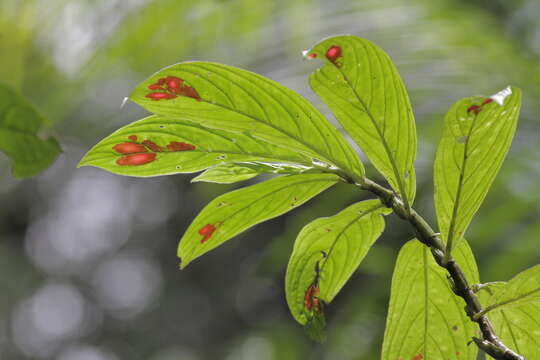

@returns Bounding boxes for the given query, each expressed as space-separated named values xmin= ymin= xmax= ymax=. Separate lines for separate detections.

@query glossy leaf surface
xmin=192 ymin=162 xmax=316 ymax=184
xmin=0 ymin=83 xmax=61 ymax=178
xmin=307 ymin=35 xmax=417 ymax=205
xmin=434 ymin=87 xmax=521 ymax=249
xmin=129 ymin=62 xmax=365 ymax=180
xmin=381 ymin=239 xmax=479 ymax=360
xmin=178 ymin=173 xmax=340 ymax=268
xmin=285 ymin=199 xmax=389 ymax=327
xmin=79 ymin=115 xmax=311 ymax=177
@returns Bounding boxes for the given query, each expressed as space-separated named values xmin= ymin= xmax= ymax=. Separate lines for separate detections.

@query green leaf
xmin=79 ymin=115 xmax=311 ymax=177
xmin=381 ymin=239 xmax=479 ymax=360
xmin=191 ymin=162 xmax=316 ymax=184
xmin=434 ymin=86 xmax=521 ymax=250
xmin=285 ymin=200 xmax=390 ymax=328
xmin=128 ymin=62 xmax=365 ymax=181
xmin=306 ymin=35 xmax=417 ymax=206
xmin=483 ymin=265 xmax=540 ymax=313
xmin=191 ymin=163 xmax=260 ymax=184
xmin=178 ymin=173 xmax=340 ymax=268
xmin=0 ymin=82 xmax=61 ymax=178
xmin=480 ymin=265 xmax=540 ymax=359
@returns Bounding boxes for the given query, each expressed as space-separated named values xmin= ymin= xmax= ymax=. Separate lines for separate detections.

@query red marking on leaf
xmin=307 ymin=53 xmax=317 ymax=59
xmin=167 ymin=141 xmax=196 ymax=151
xmin=145 ymin=92 xmax=177 ymax=100
xmin=165 ymin=76 xmax=184 ymax=92
xmin=411 ymin=354 xmax=423 ymax=360
xmin=146 ymin=76 xmax=201 ymax=101
xmin=113 ymin=142 xmax=148 ymax=154
xmin=128 ymin=135 xmax=138 ymax=141
xmin=456 ymin=352 xmax=461 ymax=356
xmin=116 ymin=153 xmax=156 ymax=166
xmin=148 ymin=84 xmax=165 ymax=90
xmin=199 ymin=224 xmax=216 ymax=243
xmin=466 ymin=105 xmax=481 ymax=114
xmin=142 ymin=140 xmax=166 ymax=152
xmin=177 ymin=84 xmax=201 ymax=101
xmin=304 ymin=284 xmax=321 ymax=311
xmin=326 ymin=45 xmax=342 ymax=64
xmin=481 ymin=98 xmax=493 ymax=105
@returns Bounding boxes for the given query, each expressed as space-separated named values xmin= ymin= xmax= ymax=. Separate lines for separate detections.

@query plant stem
xmin=358 ymin=177 xmax=526 ymax=360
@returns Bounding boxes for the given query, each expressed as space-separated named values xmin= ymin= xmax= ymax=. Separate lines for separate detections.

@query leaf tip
xmin=304 ymin=311 xmax=327 ymax=343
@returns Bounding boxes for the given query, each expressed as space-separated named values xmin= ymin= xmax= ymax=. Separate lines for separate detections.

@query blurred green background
xmin=1 ymin=0 xmax=539 ymax=359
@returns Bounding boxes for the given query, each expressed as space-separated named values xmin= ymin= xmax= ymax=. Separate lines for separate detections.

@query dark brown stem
xmin=359 ymin=178 xmax=526 ymax=360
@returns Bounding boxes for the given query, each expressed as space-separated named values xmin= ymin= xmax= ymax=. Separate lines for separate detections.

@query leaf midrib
xmin=318 ymin=204 xmax=383 ymax=295
xmin=446 ymin=102 xmax=497 ymax=249
xmin=331 ymin=60 xmax=410 ymax=208
xmin=175 ymin=65 xmax=361 ymax=179
xmin=181 ymin=176 xmax=337 ymax=262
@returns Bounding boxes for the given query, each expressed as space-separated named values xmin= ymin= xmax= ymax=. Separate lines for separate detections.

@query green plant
xmin=0 ymin=82 xmax=61 ymax=178
xmin=79 ymin=36 xmax=537 ymax=360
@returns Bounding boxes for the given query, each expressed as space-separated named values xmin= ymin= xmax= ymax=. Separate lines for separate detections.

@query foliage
xmin=0 ymin=82 xmax=61 ymax=178
xmin=81 ymin=35 xmax=537 ymax=359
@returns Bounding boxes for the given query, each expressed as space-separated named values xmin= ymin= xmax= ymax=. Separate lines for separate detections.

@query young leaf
xmin=178 ymin=173 xmax=340 ymax=268
xmin=285 ymin=200 xmax=390 ymax=331
xmin=0 ymin=82 xmax=61 ymax=178
xmin=128 ymin=62 xmax=365 ymax=181
xmin=381 ymin=239 xmax=479 ymax=360
xmin=79 ymin=115 xmax=311 ymax=177
xmin=306 ymin=35 xmax=417 ymax=206
xmin=478 ymin=265 xmax=540 ymax=359
xmin=434 ymin=87 xmax=521 ymax=251
xmin=191 ymin=162 xmax=315 ymax=184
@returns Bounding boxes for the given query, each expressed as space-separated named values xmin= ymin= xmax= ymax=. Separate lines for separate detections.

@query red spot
xmin=167 ymin=141 xmax=196 ymax=151
xmin=148 ymin=77 xmax=167 ymax=89
xmin=148 ymin=84 xmax=165 ymax=90
xmin=304 ymin=284 xmax=321 ymax=311
xmin=128 ymin=135 xmax=138 ymax=141
xmin=178 ymin=85 xmax=201 ymax=101
xmin=145 ymin=92 xmax=177 ymax=100
xmin=307 ymin=53 xmax=317 ymax=59
xmin=146 ymin=76 xmax=201 ymax=101
xmin=142 ymin=140 xmax=166 ymax=152
xmin=456 ymin=352 xmax=461 ymax=356
xmin=116 ymin=153 xmax=156 ymax=166
xmin=466 ymin=105 xmax=481 ymax=114
xmin=199 ymin=224 xmax=216 ymax=243
xmin=165 ymin=76 xmax=184 ymax=92
xmin=326 ymin=45 xmax=342 ymax=65
xmin=113 ymin=142 xmax=148 ymax=154
xmin=411 ymin=354 xmax=423 ymax=360
xmin=482 ymin=98 xmax=493 ymax=105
